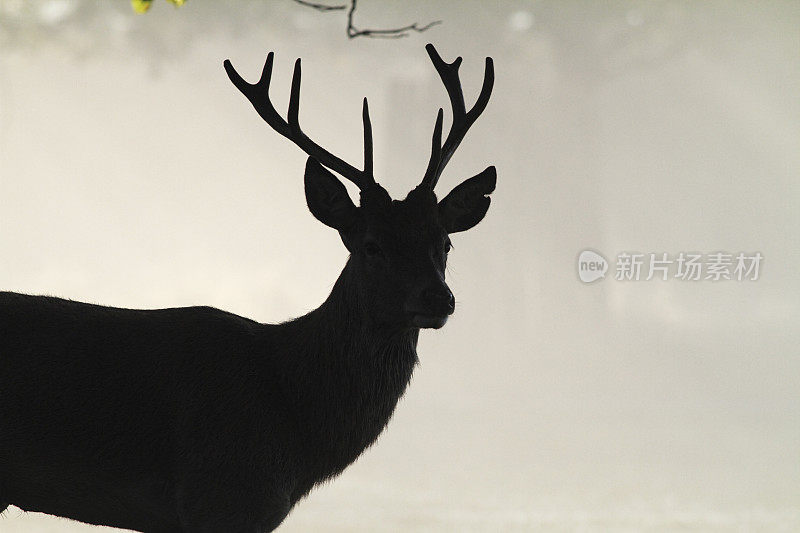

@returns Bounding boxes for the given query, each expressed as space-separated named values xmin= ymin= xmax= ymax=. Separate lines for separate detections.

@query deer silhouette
xmin=0 ymin=44 xmax=495 ymax=532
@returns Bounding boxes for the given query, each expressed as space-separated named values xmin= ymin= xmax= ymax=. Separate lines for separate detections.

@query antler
xmin=224 ymin=53 xmax=376 ymax=190
xmin=421 ymin=44 xmax=494 ymax=190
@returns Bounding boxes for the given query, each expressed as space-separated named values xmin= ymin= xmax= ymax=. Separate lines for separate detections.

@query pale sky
xmin=1 ymin=1 xmax=798 ymax=531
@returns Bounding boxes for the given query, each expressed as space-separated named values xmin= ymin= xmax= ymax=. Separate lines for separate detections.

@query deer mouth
xmin=411 ymin=314 xmax=449 ymax=329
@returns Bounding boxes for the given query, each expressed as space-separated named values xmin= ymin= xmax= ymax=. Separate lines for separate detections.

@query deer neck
xmin=279 ymin=257 xmax=420 ymax=413
xmin=277 ymin=259 xmax=419 ymax=483
xmin=311 ymin=257 xmax=419 ymax=367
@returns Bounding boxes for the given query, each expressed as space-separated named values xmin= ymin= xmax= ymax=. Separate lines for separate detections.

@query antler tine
xmin=224 ymin=53 xmax=374 ymax=190
xmin=426 ymin=45 xmax=466 ymax=117
xmin=423 ymin=108 xmax=444 ymax=184
xmin=362 ymin=97 xmax=373 ymax=178
xmin=421 ymin=44 xmax=495 ymax=190
xmin=287 ymin=58 xmax=302 ymax=132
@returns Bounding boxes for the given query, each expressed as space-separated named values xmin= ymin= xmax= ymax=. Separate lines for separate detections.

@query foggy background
xmin=1 ymin=1 xmax=798 ymax=531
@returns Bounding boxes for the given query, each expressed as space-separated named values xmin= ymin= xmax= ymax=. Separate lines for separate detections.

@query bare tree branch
xmin=346 ymin=0 xmax=440 ymax=39
xmin=292 ymin=0 xmax=346 ymax=12
xmin=293 ymin=0 xmax=441 ymax=39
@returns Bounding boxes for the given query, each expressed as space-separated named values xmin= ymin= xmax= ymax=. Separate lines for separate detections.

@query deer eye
xmin=364 ymin=241 xmax=383 ymax=258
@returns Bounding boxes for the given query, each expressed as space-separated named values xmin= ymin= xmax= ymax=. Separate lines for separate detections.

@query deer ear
xmin=304 ymin=157 xmax=359 ymax=231
xmin=438 ymin=166 xmax=496 ymax=233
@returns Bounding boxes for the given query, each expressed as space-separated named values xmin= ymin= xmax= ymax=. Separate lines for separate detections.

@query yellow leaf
xmin=167 ymin=0 xmax=186 ymax=6
xmin=131 ymin=0 xmax=152 ymax=13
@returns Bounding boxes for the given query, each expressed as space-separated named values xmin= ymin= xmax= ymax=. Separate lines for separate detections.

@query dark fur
xmin=0 ymin=164 xmax=495 ymax=532
xmin=1 ymin=45 xmax=496 ymax=531
xmin=0 ymin=262 xmax=417 ymax=531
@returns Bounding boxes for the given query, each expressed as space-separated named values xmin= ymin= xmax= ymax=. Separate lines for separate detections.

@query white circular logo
xmin=577 ymin=250 xmax=608 ymax=283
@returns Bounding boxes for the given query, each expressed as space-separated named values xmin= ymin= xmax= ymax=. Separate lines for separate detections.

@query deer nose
xmin=421 ymin=286 xmax=456 ymax=316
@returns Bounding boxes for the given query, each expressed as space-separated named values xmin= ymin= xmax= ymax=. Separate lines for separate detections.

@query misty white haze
xmin=1 ymin=1 xmax=798 ymax=531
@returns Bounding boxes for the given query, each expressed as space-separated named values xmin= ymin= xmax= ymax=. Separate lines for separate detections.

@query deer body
xmin=0 ymin=45 xmax=495 ymax=532
xmin=1 ymin=259 xmax=417 ymax=531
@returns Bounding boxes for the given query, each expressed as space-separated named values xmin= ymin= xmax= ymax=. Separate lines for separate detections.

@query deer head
xmin=224 ymin=44 xmax=495 ymax=330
